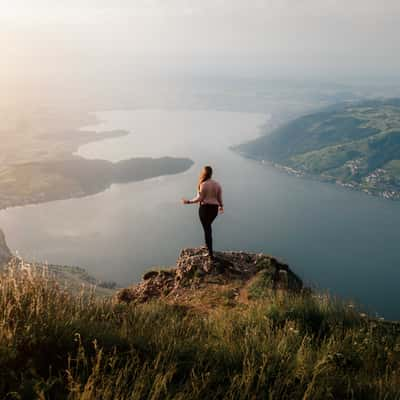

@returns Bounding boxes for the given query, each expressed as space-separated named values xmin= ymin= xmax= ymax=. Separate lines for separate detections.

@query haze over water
xmin=0 ymin=109 xmax=399 ymax=319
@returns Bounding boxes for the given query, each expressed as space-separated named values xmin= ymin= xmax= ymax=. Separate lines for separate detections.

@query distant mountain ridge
xmin=235 ymin=98 xmax=400 ymax=199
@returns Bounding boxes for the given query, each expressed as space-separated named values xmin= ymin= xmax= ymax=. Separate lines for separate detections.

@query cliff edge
xmin=0 ymin=229 xmax=12 ymax=265
xmin=118 ymin=247 xmax=303 ymax=310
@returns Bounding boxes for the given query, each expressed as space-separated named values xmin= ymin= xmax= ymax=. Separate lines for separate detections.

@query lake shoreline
xmin=233 ymin=149 xmax=400 ymax=201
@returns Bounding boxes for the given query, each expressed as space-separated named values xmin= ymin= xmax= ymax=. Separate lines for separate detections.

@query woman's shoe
xmin=199 ymin=246 xmax=209 ymax=257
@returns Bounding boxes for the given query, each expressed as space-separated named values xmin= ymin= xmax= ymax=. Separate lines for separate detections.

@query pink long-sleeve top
xmin=190 ymin=179 xmax=223 ymax=206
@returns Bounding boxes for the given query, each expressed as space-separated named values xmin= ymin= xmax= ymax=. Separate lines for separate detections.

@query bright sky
xmin=1 ymin=0 xmax=399 ymax=93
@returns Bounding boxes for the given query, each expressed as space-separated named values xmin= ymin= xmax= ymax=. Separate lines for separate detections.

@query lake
xmin=1 ymin=109 xmax=399 ymax=319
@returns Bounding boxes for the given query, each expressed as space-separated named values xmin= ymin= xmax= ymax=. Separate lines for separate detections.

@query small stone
xmin=143 ymin=270 xmax=159 ymax=280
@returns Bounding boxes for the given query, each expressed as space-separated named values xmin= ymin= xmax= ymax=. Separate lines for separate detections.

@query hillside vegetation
xmin=1 ymin=251 xmax=400 ymax=400
xmin=236 ymin=98 xmax=400 ymax=199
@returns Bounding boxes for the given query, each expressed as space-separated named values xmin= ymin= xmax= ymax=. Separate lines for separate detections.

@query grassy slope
xmin=1 ymin=263 xmax=399 ymax=399
xmin=237 ymin=99 xmax=400 ymax=196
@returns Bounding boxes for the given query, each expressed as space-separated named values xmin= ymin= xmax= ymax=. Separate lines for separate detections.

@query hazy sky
xmin=1 ymin=0 xmax=399 ymax=98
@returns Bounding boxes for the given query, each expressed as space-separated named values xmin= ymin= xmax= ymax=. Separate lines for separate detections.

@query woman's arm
xmin=182 ymin=185 xmax=205 ymax=205
xmin=217 ymin=185 xmax=223 ymax=208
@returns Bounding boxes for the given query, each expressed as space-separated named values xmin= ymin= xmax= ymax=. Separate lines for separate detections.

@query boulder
xmin=117 ymin=247 xmax=303 ymax=304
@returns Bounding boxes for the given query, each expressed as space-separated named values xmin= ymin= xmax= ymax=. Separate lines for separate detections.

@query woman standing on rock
xmin=181 ymin=166 xmax=224 ymax=260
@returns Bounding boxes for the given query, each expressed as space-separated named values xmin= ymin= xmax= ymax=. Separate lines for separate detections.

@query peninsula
xmin=0 ymin=107 xmax=193 ymax=209
xmin=236 ymin=98 xmax=400 ymax=200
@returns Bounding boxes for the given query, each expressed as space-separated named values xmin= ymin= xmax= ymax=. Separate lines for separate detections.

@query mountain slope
xmin=0 ymin=228 xmax=117 ymax=295
xmin=2 ymin=246 xmax=400 ymax=399
xmin=236 ymin=98 xmax=400 ymax=199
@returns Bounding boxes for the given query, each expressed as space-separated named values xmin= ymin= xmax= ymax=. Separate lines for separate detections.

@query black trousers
xmin=198 ymin=204 xmax=219 ymax=256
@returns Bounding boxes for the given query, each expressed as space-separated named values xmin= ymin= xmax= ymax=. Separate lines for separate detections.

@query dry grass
xmin=1 ymin=259 xmax=400 ymax=399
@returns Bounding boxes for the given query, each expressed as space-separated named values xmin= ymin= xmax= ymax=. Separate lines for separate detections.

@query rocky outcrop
xmin=0 ymin=229 xmax=12 ymax=265
xmin=117 ymin=248 xmax=303 ymax=305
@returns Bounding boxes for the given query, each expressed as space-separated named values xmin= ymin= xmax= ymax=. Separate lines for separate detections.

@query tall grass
xmin=1 ymin=260 xmax=400 ymax=399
